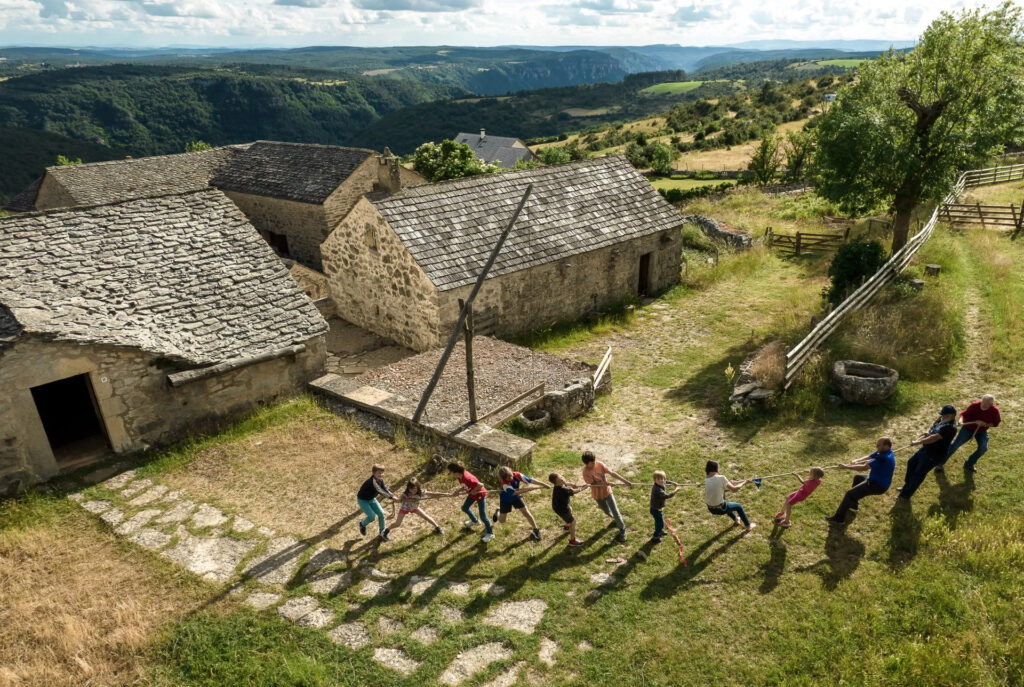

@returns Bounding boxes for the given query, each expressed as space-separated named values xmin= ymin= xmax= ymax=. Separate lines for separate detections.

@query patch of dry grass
xmin=750 ymin=340 xmax=787 ymax=388
xmin=0 ymin=504 xmax=210 ymax=687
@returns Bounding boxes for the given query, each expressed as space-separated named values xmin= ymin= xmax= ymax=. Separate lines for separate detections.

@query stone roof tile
xmin=3 ymin=176 xmax=42 ymax=212
xmin=370 ymin=156 xmax=681 ymax=292
xmin=453 ymin=132 xmax=538 ymax=168
xmin=0 ymin=190 xmax=326 ymax=363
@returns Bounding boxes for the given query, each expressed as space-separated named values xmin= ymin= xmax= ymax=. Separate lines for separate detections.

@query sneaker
xmin=732 ymin=517 xmax=742 ymax=527
xmin=481 ymin=532 xmax=494 ymax=543
xmin=463 ymin=519 xmax=477 ymax=529
xmin=615 ymin=531 xmax=627 ymax=543
xmin=744 ymin=523 xmax=757 ymax=533
xmin=434 ymin=526 xmax=444 ymax=535
xmin=780 ymin=521 xmax=791 ymax=529
xmin=825 ymin=516 xmax=843 ymax=525
xmin=359 ymin=522 xmax=367 ymax=536
xmin=964 ymin=463 xmax=977 ymax=473
xmin=568 ymin=538 xmax=582 ymax=547
xmin=380 ymin=529 xmax=390 ymax=542
xmin=651 ymin=536 xmax=663 ymax=544
xmin=848 ymin=507 xmax=859 ymax=513
xmin=531 ymin=528 xmax=541 ymax=541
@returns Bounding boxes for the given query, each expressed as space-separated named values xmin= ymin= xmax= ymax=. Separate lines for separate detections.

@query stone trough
xmin=831 ymin=360 xmax=899 ymax=405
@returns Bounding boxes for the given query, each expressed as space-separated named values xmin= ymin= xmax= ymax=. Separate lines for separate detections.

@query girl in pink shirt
xmin=773 ymin=467 xmax=824 ymax=528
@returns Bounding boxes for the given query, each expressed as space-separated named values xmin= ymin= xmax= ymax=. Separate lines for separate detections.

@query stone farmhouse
xmin=0 ymin=190 xmax=327 ymax=496
xmin=454 ymin=130 xmax=539 ymax=168
xmin=321 ymin=155 xmax=683 ymax=351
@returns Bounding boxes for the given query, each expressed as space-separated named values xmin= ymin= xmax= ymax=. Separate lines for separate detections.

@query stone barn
xmin=321 ymin=155 xmax=683 ymax=351
xmin=210 ymin=141 xmax=426 ymax=270
xmin=0 ymin=190 xmax=328 ymax=495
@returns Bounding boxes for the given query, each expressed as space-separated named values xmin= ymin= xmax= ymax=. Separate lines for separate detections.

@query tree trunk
xmin=891 ymin=198 xmax=916 ymax=252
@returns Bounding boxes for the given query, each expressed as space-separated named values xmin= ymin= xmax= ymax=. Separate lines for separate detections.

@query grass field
xmin=816 ymin=58 xmax=866 ymax=68
xmin=674 ymin=118 xmax=809 ymax=171
xmin=648 ymin=176 xmax=737 ymax=191
xmin=3 ymin=188 xmax=1024 ymax=686
xmin=640 ymin=80 xmax=704 ymax=95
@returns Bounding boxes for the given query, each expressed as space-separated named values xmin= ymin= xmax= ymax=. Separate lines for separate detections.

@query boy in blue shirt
xmin=826 ymin=437 xmax=895 ymax=525
xmin=494 ymin=466 xmax=549 ymax=540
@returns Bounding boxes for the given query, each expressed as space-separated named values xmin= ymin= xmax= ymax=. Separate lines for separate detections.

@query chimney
xmin=480 ymin=128 xmax=486 ymax=141
xmin=376 ymin=147 xmax=402 ymax=194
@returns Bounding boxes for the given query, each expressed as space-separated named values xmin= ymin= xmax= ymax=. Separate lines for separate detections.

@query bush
xmin=658 ymin=181 xmax=735 ymax=204
xmin=824 ymin=238 xmax=886 ymax=304
xmin=680 ymin=223 xmax=714 ymax=251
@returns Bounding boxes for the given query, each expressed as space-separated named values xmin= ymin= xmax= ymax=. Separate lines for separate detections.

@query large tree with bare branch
xmin=813 ymin=3 xmax=1024 ymax=252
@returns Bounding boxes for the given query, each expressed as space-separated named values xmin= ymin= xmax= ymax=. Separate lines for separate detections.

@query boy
xmin=549 ymin=472 xmax=586 ymax=547
xmin=446 ymin=460 xmax=494 ymax=543
xmin=704 ymin=460 xmax=755 ymax=532
xmin=357 ymin=464 xmax=397 ymax=539
xmin=581 ymin=450 xmax=633 ymax=542
xmin=494 ymin=466 xmax=549 ymax=541
xmin=650 ymin=470 xmax=680 ymax=543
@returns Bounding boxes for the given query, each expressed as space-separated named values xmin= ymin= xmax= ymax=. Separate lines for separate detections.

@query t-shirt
xmin=705 ymin=474 xmax=728 ymax=507
xmin=357 ymin=476 xmax=392 ymax=501
xmin=866 ymin=450 xmax=896 ymax=489
xmin=960 ymin=402 xmax=1001 ymax=434
xmin=650 ymin=483 xmax=675 ymax=510
xmin=582 ymin=461 xmax=613 ymax=500
xmin=499 ymin=472 xmax=533 ymax=503
xmin=791 ymin=478 xmax=821 ymax=500
xmin=551 ymin=485 xmax=574 ymax=513
xmin=399 ymin=491 xmax=422 ymax=511
xmin=458 ymin=471 xmax=487 ymax=501
xmin=924 ymin=420 xmax=957 ymax=459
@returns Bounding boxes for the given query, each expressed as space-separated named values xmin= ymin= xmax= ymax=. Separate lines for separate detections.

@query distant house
xmin=321 ymin=155 xmax=683 ymax=351
xmin=454 ymin=129 xmax=539 ymax=168
xmin=0 ymin=190 xmax=327 ymax=495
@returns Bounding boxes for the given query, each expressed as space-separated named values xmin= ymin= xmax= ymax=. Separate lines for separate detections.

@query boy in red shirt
xmin=447 ymin=460 xmax=494 ymax=542
xmin=941 ymin=394 xmax=1001 ymax=473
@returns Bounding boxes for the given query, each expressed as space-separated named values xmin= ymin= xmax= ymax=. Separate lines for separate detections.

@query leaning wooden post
xmin=977 ymin=202 xmax=986 ymax=230
xmin=412 ymin=184 xmax=533 ymax=424
xmin=794 ymin=232 xmax=802 ymax=256
xmin=459 ymin=298 xmax=478 ymax=424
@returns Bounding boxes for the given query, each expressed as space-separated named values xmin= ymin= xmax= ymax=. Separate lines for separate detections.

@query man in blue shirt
xmin=897 ymin=405 xmax=958 ymax=500
xmin=826 ymin=437 xmax=896 ymax=525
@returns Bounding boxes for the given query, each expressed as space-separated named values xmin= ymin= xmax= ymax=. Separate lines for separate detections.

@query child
xmin=549 ymin=473 xmax=586 ymax=547
xmin=650 ymin=470 xmax=680 ymax=543
xmin=383 ymin=478 xmax=447 ymax=540
xmin=704 ymin=460 xmax=756 ymax=532
xmin=581 ymin=450 xmax=633 ymax=543
xmin=446 ymin=460 xmax=494 ymax=543
xmin=357 ymin=464 xmax=397 ymax=539
xmin=493 ymin=466 xmax=549 ymax=541
xmin=773 ymin=467 xmax=824 ymax=528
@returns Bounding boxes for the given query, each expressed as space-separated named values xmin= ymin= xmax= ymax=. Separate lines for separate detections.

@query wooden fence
xmin=961 ymin=163 xmax=1024 ymax=187
xmin=766 ymin=227 xmax=850 ymax=255
xmin=940 ymin=202 xmax=1024 ymax=232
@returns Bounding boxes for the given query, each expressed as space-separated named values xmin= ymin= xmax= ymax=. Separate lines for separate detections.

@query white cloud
xmin=352 ymin=0 xmax=481 ymax=11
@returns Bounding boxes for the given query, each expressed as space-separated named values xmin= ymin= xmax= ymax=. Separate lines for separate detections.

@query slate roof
xmin=370 ymin=155 xmax=682 ymax=292
xmin=0 ymin=190 xmax=327 ymax=364
xmin=34 ymin=145 xmax=247 ymax=209
xmin=454 ymin=132 xmax=538 ymax=169
xmin=211 ymin=141 xmax=376 ymax=204
xmin=3 ymin=176 xmax=43 ymax=213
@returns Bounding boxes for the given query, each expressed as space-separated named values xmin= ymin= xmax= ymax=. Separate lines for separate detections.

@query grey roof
xmin=454 ymin=132 xmax=537 ymax=169
xmin=4 ymin=176 xmax=42 ymax=212
xmin=211 ymin=141 xmax=376 ymax=204
xmin=0 ymin=190 xmax=327 ymax=364
xmin=38 ymin=145 xmax=247 ymax=209
xmin=370 ymin=155 xmax=682 ymax=292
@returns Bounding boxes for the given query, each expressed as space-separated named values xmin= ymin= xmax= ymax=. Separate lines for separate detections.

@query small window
xmin=260 ymin=230 xmax=290 ymax=257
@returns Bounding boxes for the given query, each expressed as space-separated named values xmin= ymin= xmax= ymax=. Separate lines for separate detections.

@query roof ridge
xmin=0 ymin=188 xmax=225 ymax=221
xmin=250 ymin=140 xmax=378 ymax=155
xmin=44 ymin=144 xmax=244 ymax=174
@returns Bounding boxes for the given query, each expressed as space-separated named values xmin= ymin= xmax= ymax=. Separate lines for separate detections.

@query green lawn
xmin=4 ymin=192 xmax=1024 ymax=686
xmin=648 ymin=176 xmax=737 ymax=191
xmin=640 ymin=80 xmax=704 ymax=95
xmin=817 ymin=58 xmax=866 ymax=68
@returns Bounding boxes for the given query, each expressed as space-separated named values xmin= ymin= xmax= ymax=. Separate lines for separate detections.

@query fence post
xmin=795 ymin=232 xmax=802 ymax=256
xmin=843 ymin=226 xmax=851 ymax=242
xmin=978 ymin=202 xmax=986 ymax=230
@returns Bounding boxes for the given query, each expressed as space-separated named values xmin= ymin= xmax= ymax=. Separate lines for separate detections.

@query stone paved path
xmin=69 ymin=466 xmax=567 ymax=683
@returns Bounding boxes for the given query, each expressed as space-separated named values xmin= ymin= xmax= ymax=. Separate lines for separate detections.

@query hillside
xmin=0 ymin=127 xmax=124 ymax=204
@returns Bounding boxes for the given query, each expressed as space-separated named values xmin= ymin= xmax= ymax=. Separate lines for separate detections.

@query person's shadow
xmin=886 ymin=498 xmax=921 ymax=571
xmin=639 ymin=526 xmax=745 ymax=600
xmin=928 ymin=470 xmax=975 ymax=529
xmin=758 ymin=535 xmax=788 ymax=594
xmin=796 ymin=523 xmax=865 ymax=591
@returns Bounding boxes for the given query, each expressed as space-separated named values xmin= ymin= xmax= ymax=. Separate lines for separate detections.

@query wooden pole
xmin=978 ymin=202 xmax=986 ymax=230
xmin=460 ymin=298 xmax=478 ymax=424
xmin=795 ymin=232 xmax=802 ymax=256
xmin=412 ymin=184 xmax=533 ymax=423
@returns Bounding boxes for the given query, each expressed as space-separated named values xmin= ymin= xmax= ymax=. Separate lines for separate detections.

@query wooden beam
xmin=460 ymin=298 xmax=478 ymax=424
xmin=477 ymin=383 xmax=545 ymax=426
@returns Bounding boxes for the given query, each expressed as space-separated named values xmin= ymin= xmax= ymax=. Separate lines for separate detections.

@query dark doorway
xmin=30 ymin=374 xmax=110 ymax=464
xmin=260 ymin=230 xmax=290 ymax=257
xmin=638 ymin=252 xmax=652 ymax=297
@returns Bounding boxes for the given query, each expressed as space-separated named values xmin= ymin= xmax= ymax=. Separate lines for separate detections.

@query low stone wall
xmin=538 ymin=378 xmax=594 ymax=425
xmin=680 ymin=214 xmax=753 ymax=249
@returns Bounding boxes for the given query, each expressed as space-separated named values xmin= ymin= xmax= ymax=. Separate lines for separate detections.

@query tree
xmin=647 ymin=142 xmax=675 ymax=175
xmin=813 ymin=3 xmax=1024 ymax=251
xmin=538 ymin=145 xmax=571 ymax=164
xmin=185 ymin=140 xmax=212 ymax=152
xmin=824 ymin=238 xmax=886 ymax=304
xmin=411 ymin=140 xmax=498 ymax=182
xmin=783 ymin=130 xmax=815 ymax=182
xmin=55 ymin=154 xmax=82 ymax=166
xmin=747 ymin=134 xmax=782 ymax=185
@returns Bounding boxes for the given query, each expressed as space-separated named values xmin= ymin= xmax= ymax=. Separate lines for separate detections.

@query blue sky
xmin=0 ymin=0 xmax=995 ymax=48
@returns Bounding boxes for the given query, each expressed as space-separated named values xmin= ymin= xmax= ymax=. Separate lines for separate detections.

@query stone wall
xmin=437 ymin=228 xmax=683 ymax=343
xmin=223 ymin=190 xmax=330 ymax=269
xmin=321 ymin=197 xmax=442 ymax=351
xmin=680 ymin=214 xmax=752 ymax=249
xmin=33 ymin=174 xmax=79 ymax=211
xmin=0 ymin=336 xmax=325 ymax=495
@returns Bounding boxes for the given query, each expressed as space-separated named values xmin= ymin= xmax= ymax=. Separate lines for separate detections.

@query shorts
xmin=499 ymin=497 xmax=526 ymax=514
xmin=554 ymin=508 xmax=574 ymax=524
xmin=399 ymin=507 xmax=421 ymax=515
xmin=786 ymin=490 xmax=809 ymax=506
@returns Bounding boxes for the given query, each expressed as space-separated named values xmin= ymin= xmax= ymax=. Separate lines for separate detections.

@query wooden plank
xmin=477 ymin=383 xmax=545 ymax=426
xmin=459 ymin=299 xmax=478 ymax=424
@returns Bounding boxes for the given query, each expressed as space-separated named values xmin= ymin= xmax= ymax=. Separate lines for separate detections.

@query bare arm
xmin=725 ymin=479 xmax=748 ymax=492
xmin=792 ymin=472 xmax=806 ymax=485
xmin=912 ymin=433 xmax=943 ymax=446
xmin=604 ymin=469 xmax=633 ymax=487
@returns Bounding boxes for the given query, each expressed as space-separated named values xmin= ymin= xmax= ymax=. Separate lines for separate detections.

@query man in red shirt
xmin=940 ymin=394 xmax=1001 ymax=473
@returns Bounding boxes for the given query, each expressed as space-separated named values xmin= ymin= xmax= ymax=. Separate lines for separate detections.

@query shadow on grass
xmin=638 ymin=526 xmax=745 ymax=600
xmin=758 ymin=536 xmax=788 ymax=594
xmin=928 ymin=469 xmax=976 ymax=529
xmin=886 ymin=498 xmax=921 ymax=571
xmin=796 ymin=523 xmax=865 ymax=591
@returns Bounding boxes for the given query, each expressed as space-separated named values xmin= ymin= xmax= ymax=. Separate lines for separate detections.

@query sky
xmin=0 ymin=0 xmax=998 ymax=49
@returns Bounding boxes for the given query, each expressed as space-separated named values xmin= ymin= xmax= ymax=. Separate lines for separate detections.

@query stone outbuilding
xmin=210 ymin=141 xmax=426 ymax=269
xmin=454 ymin=130 xmax=539 ymax=168
xmin=0 ymin=190 xmax=328 ymax=495
xmin=321 ymin=155 xmax=683 ymax=351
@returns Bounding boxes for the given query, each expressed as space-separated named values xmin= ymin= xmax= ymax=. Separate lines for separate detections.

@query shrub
xmin=824 ymin=238 xmax=886 ymax=304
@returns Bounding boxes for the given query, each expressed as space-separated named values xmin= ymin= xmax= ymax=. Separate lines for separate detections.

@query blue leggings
xmin=357 ymin=498 xmax=386 ymax=533
xmin=708 ymin=502 xmax=750 ymax=527
xmin=461 ymin=497 xmax=493 ymax=535
xmin=945 ymin=426 xmax=990 ymax=468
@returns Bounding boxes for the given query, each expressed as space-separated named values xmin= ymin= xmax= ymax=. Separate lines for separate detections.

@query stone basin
xmin=831 ymin=360 xmax=899 ymax=405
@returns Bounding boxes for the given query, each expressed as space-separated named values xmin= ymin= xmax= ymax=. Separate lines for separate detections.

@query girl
xmin=704 ymin=460 xmax=756 ymax=532
xmin=383 ymin=478 xmax=447 ymax=539
xmin=773 ymin=467 xmax=825 ymax=528
xmin=357 ymin=464 xmax=397 ymax=539
xmin=446 ymin=460 xmax=494 ymax=543
xmin=494 ymin=466 xmax=549 ymax=541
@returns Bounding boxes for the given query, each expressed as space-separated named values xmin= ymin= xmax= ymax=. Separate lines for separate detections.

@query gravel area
xmin=358 ymin=337 xmax=594 ymax=424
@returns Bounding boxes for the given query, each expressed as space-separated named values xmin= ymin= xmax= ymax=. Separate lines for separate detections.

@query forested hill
xmin=0 ymin=65 xmax=465 ymax=156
